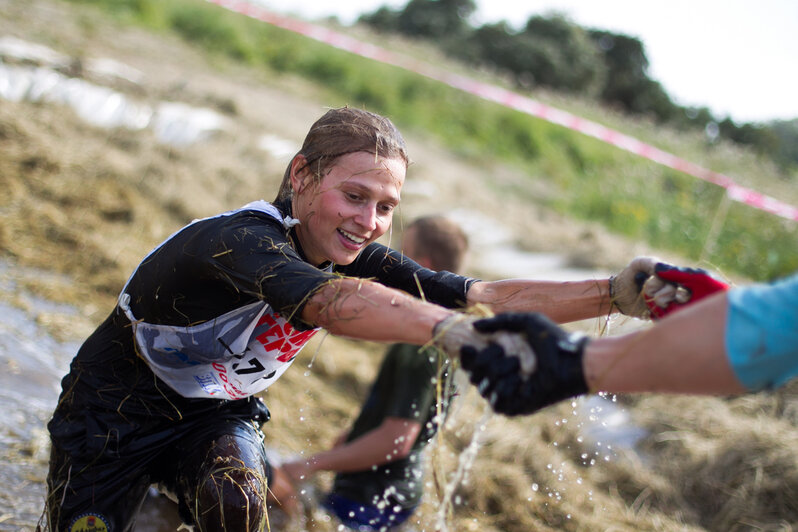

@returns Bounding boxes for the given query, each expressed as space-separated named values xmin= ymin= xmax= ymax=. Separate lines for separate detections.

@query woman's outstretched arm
xmin=302 ymin=276 xmax=453 ymax=345
xmin=466 ymin=278 xmax=613 ymax=324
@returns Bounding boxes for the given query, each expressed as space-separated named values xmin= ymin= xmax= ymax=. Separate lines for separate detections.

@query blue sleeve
xmin=725 ymin=273 xmax=798 ymax=390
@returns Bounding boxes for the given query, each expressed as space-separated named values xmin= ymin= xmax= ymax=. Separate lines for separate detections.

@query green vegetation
xmin=62 ymin=0 xmax=797 ymax=281
xmin=362 ymin=0 xmax=798 ymax=169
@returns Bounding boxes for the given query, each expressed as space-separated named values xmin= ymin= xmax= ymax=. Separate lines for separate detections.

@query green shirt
xmin=330 ymin=343 xmax=455 ymax=510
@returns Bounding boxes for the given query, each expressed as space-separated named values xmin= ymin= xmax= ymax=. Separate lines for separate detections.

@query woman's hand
xmin=610 ymin=257 xmax=727 ymax=319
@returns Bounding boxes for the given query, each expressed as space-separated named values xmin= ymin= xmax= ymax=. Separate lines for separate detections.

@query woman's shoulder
xmin=214 ymin=201 xmax=291 ymax=236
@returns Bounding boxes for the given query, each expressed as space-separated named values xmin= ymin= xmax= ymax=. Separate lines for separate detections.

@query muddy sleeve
xmin=336 ymin=243 xmax=477 ymax=309
xmin=202 ymin=213 xmax=337 ymax=330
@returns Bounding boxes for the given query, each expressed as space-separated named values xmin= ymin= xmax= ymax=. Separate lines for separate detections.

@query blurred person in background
xmin=459 ymin=266 xmax=797 ymax=416
xmin=281 ymin=215 xmax=469 ymax=530
xmin=42 ymin=106 xmax=700 ymax=532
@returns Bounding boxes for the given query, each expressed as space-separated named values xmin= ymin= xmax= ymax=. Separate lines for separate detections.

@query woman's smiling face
xmin=291 ymin=151 xmax=406 ymax=266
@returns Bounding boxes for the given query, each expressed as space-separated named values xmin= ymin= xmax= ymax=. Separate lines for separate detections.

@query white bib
xmin=118 ymin=201 xmax=318 ymax=400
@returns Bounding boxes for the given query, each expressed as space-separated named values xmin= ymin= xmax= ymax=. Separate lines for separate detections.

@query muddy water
xmin=0 ymin=261 xmax=188 ymax=531
xmin=0 ymin=263 xmax=74 ymax=530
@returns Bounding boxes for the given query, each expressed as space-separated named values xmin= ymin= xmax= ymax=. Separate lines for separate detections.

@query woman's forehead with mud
xmin=276 ymin=107 xmax=409 ymax=202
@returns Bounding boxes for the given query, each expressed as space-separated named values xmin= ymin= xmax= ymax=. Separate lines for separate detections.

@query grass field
xmin=59 ymin=0 xmax=798 ymax=282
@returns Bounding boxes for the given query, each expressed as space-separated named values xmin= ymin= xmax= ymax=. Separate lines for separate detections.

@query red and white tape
xmin=207 ymin=0 xmax=798 ymax=222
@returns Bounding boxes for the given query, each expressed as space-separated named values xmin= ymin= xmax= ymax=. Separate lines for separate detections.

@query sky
xmin=260 ymin=0 xmax=798 ymax=124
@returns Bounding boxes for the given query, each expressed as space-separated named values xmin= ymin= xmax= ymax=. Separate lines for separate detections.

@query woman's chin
xmin=333 ymin=251 xmax=359 ymax=265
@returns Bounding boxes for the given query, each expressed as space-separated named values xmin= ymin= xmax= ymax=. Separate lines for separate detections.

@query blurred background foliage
xmin=64 ymin=0 xmax=798 ymax=281
xmin=362 ymin=0 xmax=798 ymax=169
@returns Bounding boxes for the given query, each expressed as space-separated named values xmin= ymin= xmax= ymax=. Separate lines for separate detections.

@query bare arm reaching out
xmin=583 ymin=292 xmax=743 ymax=394
xmin=301 ymin=275 xmax=614 ymax=350
xmin=302 ymin=277 xmax=452 ymax=346
xmin=466 ymin=278 xmax=613 ymax=324
xmin=301 ymin=257 xmax=702 ymax=355
xmin=282 ymin=417 xmax=422 ymax=481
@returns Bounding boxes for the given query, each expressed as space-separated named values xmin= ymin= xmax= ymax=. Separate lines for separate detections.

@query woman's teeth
xmin=338 ymin=229 xmax=365 ymax=244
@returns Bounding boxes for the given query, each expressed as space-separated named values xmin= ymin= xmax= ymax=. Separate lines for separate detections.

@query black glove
xmin=459 ymin=313 xmax=589 ymax=416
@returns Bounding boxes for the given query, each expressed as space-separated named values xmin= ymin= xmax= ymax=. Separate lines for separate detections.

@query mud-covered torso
xmin=118 ymin=201 xmax=324 ymax=400
xmin=54 ymin=200 xmax=475 ymax=417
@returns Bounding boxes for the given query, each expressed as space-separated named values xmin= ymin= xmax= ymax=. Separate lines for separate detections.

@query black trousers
xmin=43 ymin=397 xmax=272 ymax=532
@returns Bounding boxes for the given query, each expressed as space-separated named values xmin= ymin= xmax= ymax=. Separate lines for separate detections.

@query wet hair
xmin=275 ymin=107 xmax=409 ymax=202
xmin=405 ymin=216 xmax=469 ymax=273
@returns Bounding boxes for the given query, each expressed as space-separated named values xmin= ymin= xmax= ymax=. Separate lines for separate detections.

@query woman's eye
xmin=379 ymin=204 xmax=395 ymax=215
xmin=346 ymin=193 xmax=362 ymax=202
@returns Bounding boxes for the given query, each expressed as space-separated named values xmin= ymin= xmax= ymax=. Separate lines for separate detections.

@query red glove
xmin=645 ymin=263 xmax=730 ymax=319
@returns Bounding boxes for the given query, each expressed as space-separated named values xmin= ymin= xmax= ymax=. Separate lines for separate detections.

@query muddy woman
xmin=41 ymin=106 xmax=686 ymax=532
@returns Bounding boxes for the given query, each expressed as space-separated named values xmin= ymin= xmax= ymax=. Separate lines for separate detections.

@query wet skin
xmin=290 ymin=151 xmax=406 ymax=267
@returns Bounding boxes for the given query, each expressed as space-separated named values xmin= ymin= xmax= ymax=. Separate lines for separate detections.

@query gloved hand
xmin=609 ymin=256 xmax=728 ymax=320
xmin=643 ymin=263 xmax=730 ymax=319
xmin=609 ymin=256 xmax=660 ymax=319
xmin=433 ymin=313 xmax=537 ymax=376
xmin=459 ymin=313 xmax=589 ymax=416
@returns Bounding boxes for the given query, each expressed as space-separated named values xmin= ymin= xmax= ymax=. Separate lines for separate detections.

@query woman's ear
xmin=289 ymin=154 xmax=312 ymax=195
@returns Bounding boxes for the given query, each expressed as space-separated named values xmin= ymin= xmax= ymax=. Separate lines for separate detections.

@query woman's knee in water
xmin=193 ymin=457 xmax=268 ymax=531
xmin=190 ymin=432 xmax=269 ymax=531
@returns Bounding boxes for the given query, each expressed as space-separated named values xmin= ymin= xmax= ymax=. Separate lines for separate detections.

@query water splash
xmin=433 ymin=408 xmax=492 ymax=532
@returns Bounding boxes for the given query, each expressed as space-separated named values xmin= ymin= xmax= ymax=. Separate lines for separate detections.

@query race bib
xmin=120 ymin=295 xmax=317 ymax=399
xmin=117 ymin=200 xmax=320 ymax=399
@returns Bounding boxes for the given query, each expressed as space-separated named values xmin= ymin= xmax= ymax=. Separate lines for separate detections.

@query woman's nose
xmin=354 ymin=204 xmax=378 ymax=231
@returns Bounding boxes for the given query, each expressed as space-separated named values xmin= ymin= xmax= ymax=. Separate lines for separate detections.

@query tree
xmin=396 ymin=0 xmax=475 ymax=39
xmin=771 ymin=119 xmax=798 ymax=169
xmin=590 ymin=30 xmax=677 ymax=120
xmin=519 ymin=14 xmax=604 ymax=94
xmin=358 ymin=2 xmax=789 ymax=168
xmin=464 ymin=14 xmax=604 ymax=94
xmin=358 ymin=6 xmax=402 ymax=33
xmin=718 ymin=118 xmax=781 ymax=158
